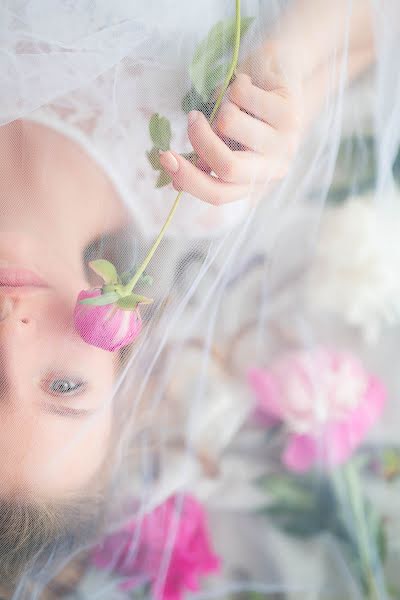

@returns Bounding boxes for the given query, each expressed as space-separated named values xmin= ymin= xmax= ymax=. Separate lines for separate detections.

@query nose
xmin=0 ymin=296 xmax=39 ymax=402
xmin=0 ymin=296 xmax=35 ymax=327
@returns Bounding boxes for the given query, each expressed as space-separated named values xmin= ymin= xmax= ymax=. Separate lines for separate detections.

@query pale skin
xmin=0 ymin=120 xmax=129 ymax=498
xmin=159 ymin=0 xmax=375 ymax=205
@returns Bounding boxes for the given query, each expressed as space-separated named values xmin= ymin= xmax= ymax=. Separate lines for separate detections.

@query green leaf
xmin=262 ymin=475 xmax=315 ymax=510
xmin=369 ymin=508 xmax=387 ymax=564
xmin=181 ymin=87 xmax=216 ymax=119
xmin=181 ymin=151 xmax=198 ymax=165
xmin=326 ymin=135 xmax=376 ymax=203
xmin=381 ymin=448 xmax=400 ymax=480
xmin=361 ymin=444 xmax=400 ymax=481
xmin=117 ymin=294 xmax=153 ymax=311
xmin=388 ymin=585 xmax=400 ymax=599
xmin=190 ymin=16 xmax=254 ymax=101
xmin=202 ymin=63 xmax=228 ymax=101
xmin=79 ymin=291 xmax=120 ymax=306
xmin=181 ymin=87 xmax=209 ymax=114
xmin=261 ymin=468 xmax=387 ymax=594
xmin=149 ymin=113 xmax=172 ymax=151
xmin=392 ymin=144 xmax=400 ymax=186
xmin=260 ymin=474 xmax=344 ymax=540
xmin=88 ymin=260 xmax=119 ymax=285
xmin=156 ymin=170 xmax=173 ymax=188
xmin=192 ymin=18 xmax=253 ymax=80
xmin=147 ymin=147 xmax=162 ymax=170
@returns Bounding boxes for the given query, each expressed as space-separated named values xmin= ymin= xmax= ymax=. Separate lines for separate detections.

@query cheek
xmin=39 ymin=315 xmax=118 ymax=391
xmin=30 ymin=407 xmax=113 ymax=497
xmin=0 ymin=406 xmax=112 ymax=498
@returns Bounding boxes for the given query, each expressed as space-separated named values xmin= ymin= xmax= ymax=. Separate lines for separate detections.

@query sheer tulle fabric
xmin=0 ymin=1 xmax=399 ymax=599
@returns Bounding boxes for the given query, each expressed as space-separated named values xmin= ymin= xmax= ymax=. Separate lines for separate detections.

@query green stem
xmin=123 ymin=0 xmax=242 ymax=295
xmin=209 ymin=0 xmax=241 ymax=125
xmin=122 ymin=190 xmax=183 ymax=294
xmin=342 ymin=462 xmax=380 ymax=600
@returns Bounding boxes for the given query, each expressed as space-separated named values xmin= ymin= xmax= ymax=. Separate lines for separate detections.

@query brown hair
xmin=0 ymin=495 xmax=104 ymax=598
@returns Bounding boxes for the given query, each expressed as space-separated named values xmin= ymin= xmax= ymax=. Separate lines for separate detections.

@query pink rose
xmin=74 ymin=289 xmax=142 ymax=352
xmin=248 ymin=348 xmax=386 ymax=472
xmin=92 ymin=495 xmax=220 ymax=600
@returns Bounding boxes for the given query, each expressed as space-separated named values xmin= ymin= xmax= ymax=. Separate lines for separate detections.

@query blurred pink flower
xmin=248 ymin=349 xmax=386 ymax=472
xmin=92 ymin=495 xmax=220 ymax=600
xmin=74 ymin=289 xmax=142 ymax=352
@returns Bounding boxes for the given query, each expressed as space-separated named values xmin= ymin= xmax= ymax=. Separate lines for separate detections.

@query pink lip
xmin=0 ymin=268 xmax=49 ymax=288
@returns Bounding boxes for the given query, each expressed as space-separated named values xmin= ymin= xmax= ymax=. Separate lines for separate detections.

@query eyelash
xmin=43 ymin=404 xmax=92 ymax=418
xmin=46 ymin=378 xmax=86 ymax=396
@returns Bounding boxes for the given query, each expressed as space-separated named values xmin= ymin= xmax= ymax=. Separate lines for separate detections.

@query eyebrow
xmin=40 ymin=402 xmax=95 ymax=420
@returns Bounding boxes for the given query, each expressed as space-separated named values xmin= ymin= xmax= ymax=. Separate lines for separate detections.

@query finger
xmin=214 ymin=101 xmax=283 ymax=154
xmin=159 ymin=150 xmax=252 ymax=205
xmin=196 ymin=156 xmax=212 ymax=173
xmin=187 ymin=110 xmax=276 ymax=184
xmin=229 ymin=73 xmax=301 ymax=131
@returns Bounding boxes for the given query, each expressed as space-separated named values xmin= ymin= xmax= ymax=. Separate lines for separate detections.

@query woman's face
xmin=0 ymin=121 xmax=128 ymax=499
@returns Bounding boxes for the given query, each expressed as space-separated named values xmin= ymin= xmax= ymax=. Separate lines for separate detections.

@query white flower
xmin=306 ymin=195 xmax=400 ymax=342
xmin=137 ymin=347 xmax=265 ymax=511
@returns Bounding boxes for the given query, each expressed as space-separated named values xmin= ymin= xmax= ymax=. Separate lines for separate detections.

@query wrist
xmin=262 ymin=37 xmax=314 ymax=83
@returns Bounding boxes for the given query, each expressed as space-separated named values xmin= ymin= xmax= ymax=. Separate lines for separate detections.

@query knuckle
xmin=172 ymin=174 xmax=184 ymax=191
xmin=218 ymin=156 xmax=237 ymax=182
xmin=215 ymin=102 xmax=237 ymax=137
xmin=172 ymin=182 xmax=183 ymax=192
xmin=229 ymin=76 xmax=248 ymax=106
xmin=188 ymin=117 xmax=206 ymax=144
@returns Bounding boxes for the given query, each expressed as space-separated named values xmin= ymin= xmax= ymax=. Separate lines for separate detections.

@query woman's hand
xmin=159 ymin=45 xmax=304 ymax=206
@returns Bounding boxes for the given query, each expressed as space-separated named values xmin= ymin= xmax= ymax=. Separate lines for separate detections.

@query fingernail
xmin=188 ymin=110 xmax=200 ymax=126
xmin=159 ymin=151 xmax=179 ymax=173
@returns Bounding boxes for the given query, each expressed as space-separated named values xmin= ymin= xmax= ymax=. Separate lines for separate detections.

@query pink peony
xmin=92 ymin=495 xmax=220 ymax=600
xmin=248 ymin=348 xmax=386 ymax=472
xmin=74 ymin=289 xmax=142 ymax=352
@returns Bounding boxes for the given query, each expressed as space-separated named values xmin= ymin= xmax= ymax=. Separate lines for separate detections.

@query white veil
xmin=1 ymin=1 xmax=400 ymax=599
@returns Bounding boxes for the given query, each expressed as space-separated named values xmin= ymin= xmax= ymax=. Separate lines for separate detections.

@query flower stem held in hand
xmin=122 ymin=0 xmax=242 ymax=296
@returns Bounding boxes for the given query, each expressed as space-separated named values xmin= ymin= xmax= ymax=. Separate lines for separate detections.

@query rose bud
xmin=74 ymin=289 xmax=144 ymax=352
